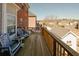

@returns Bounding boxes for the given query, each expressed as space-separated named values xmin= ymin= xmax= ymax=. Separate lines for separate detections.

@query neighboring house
xmin=0 ymin=3 xmax=20 ymax=39
xmin=61 ymin=31 xmax=78 ymax=51
xmin=17 ymin=3 xmax=29 ymax=31
xmin=28 ymin=11 xmax=36 ymax=30
xmin=47 ymin=27 xmax=79 ymax=51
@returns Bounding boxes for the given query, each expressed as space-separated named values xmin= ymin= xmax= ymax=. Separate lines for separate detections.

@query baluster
xmin=68 ymin=53 xmax=70 ymax=56
xmin=56 ymin=42 xmax=58 ymax=56
xmin=60 ymin=46 xmax=62 ymax=56
xmin=53 ymin=39 xmax=56 ymax=56
xmin=57 ymin=43 xmax=60 ymax=56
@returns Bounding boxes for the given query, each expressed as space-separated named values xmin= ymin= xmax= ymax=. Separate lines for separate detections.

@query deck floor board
xmin=16 ymin=32 xmax=51 ymax=56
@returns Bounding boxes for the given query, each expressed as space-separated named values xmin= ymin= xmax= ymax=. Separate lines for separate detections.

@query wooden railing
xmin=41 ymin=27 xmax=79 ymax=56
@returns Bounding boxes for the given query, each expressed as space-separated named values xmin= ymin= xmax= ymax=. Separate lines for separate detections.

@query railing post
xmin=53 ymin=39 xmax=56 ymax=56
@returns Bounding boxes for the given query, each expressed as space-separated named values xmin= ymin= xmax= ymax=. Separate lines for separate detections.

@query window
xmin=6 ymin=4 xmax=17 ymax=35
xmin=7 ymin=15 xmax=16 ymax=25
xmin=7 ymin=26 xmax=16 ymax=35
xmin=66 ymin=41 xmax=72 ymax=46
xmin=7 ymin=14 xmax=16 ymax=35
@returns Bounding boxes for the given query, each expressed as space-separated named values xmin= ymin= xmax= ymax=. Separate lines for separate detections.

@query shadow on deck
xmin=16 ymin=32 xmax=51 ymax=56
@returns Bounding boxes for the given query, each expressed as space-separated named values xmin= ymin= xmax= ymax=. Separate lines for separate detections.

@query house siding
xmin=62 ymin=33 xmax=77 ymax=51
xmin=6 ymin=4 xmax=17 ymax=15
xmin=0 ymin=4 xmax=2 ymax=33
xmin=1 ymin=4 xmax=19 ymax=34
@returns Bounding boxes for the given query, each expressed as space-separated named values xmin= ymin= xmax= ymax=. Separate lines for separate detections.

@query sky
xmin=29 ymin=3 xmax=79 ymax=20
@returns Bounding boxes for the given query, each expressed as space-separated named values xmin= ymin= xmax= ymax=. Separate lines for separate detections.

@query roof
xmin=70 ymin=29 xmax=79 ymax=37
xmin=49 ymin=27 xmax=79 ymax=39
xmin=29 ymin=11 xmax=36 ymax=17
xmin=16 ymin=3 xmax=30 ymax=8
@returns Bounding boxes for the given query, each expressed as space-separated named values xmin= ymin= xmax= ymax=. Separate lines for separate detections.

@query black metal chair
xmin=17 ymin=28 xmax=29 ymax=40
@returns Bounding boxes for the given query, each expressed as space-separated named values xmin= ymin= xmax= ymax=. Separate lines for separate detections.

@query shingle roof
xmin=70 ymin=29 xmax=79 ymax=37
xmin=49 ymin=27 xmax=79 ymax=39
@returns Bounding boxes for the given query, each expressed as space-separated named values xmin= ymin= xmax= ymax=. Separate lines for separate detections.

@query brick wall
xmin=28 ymin=16 xmax=36 ymax=28
xmin=17 ymin=3 xmax=29 ymax=31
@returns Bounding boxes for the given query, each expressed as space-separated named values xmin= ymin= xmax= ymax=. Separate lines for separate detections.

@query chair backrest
xmin=9 ymin=33 xmax=16 ymax=41
xmin=22 ymin=29 xmax=26 ymax=34
xmin=0 ymin=33 xmax=10 ymax=47
xmin=22 ymin=29 xmax=29 ymax=35
xmin=17 ymin=28 xmax=24 ymax=36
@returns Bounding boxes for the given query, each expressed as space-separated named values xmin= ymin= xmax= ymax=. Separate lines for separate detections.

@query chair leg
xmin=8 ymin=47 xmax=13 ymax=56
xmin=20 ymin=40 xmax=24 ymax=48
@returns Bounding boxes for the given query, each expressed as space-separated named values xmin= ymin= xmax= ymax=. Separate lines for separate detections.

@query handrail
xmin=41 ymin=27 xmax=79 ymax=56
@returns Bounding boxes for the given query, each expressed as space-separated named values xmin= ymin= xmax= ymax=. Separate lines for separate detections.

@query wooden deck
xmin=16 ymin=32 xmax=51 ymax=56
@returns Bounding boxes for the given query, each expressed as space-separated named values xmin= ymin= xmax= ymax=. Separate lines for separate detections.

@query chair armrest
xmin=0 ymin=46 xmax=9 ymax=53
xmin=12 ymin=37 xmax=21 ymax=42
xmin=0 ymin=46 xmax=9 ymax=49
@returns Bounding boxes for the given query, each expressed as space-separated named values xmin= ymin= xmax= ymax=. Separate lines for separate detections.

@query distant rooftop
xmin=48 ymin=27 xmax=79 ymax=39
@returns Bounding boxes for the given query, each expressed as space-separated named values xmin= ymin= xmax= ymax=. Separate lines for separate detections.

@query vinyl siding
xmin=0 ymin=4 xmax=2 ymax=33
